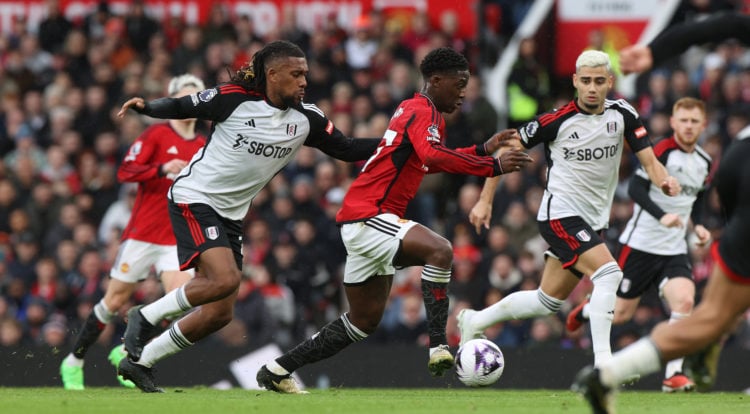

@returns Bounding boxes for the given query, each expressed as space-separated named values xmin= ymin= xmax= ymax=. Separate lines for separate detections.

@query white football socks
xmin=588 ymin=262 xmax=622 ymax=367
xmin=140 ymin=285 xmax=193 ymax=325
xmin=470 ymin=289 xmax=563 ymax=331
xmin=137 ymin=322 xmax=193 ymax=368
xmin=600 ymin=337 xmax=661 ymax=387
xmin=94 ymin=300 xmax=115 ymax=324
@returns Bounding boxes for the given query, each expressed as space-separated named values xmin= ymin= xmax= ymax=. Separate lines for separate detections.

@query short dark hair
xmin=419 ymin=47 xmax=469 ymax=79
xmin=231 ymin=40 xmax=306 ymax=93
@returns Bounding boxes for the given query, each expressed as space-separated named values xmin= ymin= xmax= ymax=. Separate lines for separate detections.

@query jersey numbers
xmin=361 ymin=129 xmax=397 ymax=172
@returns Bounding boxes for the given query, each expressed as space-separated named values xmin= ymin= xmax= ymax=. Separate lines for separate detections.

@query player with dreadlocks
xmin=113 ymin=40 xmax=385 ymax=392
xmin=255 ymin=46 xmax=532 ymax=393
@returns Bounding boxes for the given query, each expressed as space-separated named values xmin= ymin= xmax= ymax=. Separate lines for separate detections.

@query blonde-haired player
xmin=458 ymin=50 xmax=680 ymax=372
xmin=567 ymin=97 xmax=712 ymax=392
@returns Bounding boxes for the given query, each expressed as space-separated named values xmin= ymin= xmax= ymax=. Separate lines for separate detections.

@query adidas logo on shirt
xmin=167 ymin=146 xmax=179 ymax=154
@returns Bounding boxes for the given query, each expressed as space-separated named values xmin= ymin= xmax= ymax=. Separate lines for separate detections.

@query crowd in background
xmin=1 ymin=0 xmax=750 ymax=361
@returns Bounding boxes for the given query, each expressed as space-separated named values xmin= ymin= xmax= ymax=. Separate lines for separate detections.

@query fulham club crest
xmin=607 ymin=121 xmax=617 ymax=136
xmin=287 ymin=124 xmax=297 ymax=136
xmin=575 ymin=230 xmax=591 ymax=242
xmin=206 ymin=226 xmax=219 ymax=240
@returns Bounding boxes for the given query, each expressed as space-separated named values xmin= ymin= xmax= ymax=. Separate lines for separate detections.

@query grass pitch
xmin=0 ymin=387 xmax=748 ymax=414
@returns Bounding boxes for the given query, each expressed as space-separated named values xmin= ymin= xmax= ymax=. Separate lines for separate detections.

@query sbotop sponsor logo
xmin=563 ymin=144 xmax=619 ymax=161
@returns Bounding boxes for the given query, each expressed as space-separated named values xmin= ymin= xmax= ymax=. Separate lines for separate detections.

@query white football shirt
xmin=145 ymin=85 xmax=378 ymax=220
xmin=519 ymin=99 xmax=651 ymax=230
xmin=619 ymin=137 xmax=711 ymax=255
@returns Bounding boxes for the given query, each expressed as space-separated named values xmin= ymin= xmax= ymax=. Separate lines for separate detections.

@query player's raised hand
xmin=469 ymin=199 xmax=492 ymax=234
xmin=660 ymin=176 xmax=681 ymax=196
xmin=484 ymin=129 xmax=522 ymax=154
xmin=619 ymin=44 xmax=654 ymax=75
xmin=497 ymin=149 xmax=532 ymax=174
xmin=117 ymin=97 xmax=146 ymax=118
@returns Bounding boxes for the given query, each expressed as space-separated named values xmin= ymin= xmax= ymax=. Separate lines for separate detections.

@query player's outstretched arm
xmin=635 ymin=147 xmax=680 ymax=196
xmin=620 ymin=13 xmax=750 ymax=75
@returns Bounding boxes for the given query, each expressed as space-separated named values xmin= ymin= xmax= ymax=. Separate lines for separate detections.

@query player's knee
xmin=670 ymin=295 xmax=695 ymax=314
xmin=211 ymin=269 xmax=242 ymax=298
xmin=348 ymin=311 xmax=382 ymax=334
xmin=429 ymin=238 xmax=453 ymax=268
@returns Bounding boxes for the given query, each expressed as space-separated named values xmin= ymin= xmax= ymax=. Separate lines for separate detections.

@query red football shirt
xmin=117 ymin=123 xmax=206 ymax=245
xmin=336 ymin=93 xmax=499 ymax=223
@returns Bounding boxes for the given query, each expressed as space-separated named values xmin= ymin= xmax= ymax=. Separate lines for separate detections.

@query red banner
xmin=0 ymin=0 xmax=477 ymax=39
xmin=555 ymin=0 xmax=651 ymax=77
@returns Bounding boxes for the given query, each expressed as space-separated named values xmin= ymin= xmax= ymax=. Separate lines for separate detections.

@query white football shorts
xmin=340 ymin=213 xmax=418 ymax=284
xmin=110 ymin=239 xmax=194 ymax=283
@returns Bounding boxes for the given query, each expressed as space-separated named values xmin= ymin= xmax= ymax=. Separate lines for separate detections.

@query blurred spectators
xmin=0 ymin=2 xmax=743 ymax=364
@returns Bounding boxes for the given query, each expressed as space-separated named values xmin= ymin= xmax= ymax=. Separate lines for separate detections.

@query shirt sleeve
xmin=406 ymin=106 xmax=500 ymax=176
xmin=518 ymin=116 xmax=559 ymax=149
xmin=137 ymin=85 xmax=247 ymax=123
xmin=650 ymin=13 xmax=750 ymax=68
xmin=117 ymin=127 xmax=161 ymax=183
xmin=622 ymin=106 xmax=652 ymax=153
xmin=628 ymin=173 xmax=666 ymax=219
xmin=301 ymin=104 xmax=381 ymax=161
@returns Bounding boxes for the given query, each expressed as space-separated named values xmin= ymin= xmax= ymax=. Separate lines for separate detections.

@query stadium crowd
xmin=0 ymin=0 xmax=749 ymax=368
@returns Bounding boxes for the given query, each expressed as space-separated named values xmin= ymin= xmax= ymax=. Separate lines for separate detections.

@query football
xmin=455 ymin=338 xmax=505 ymax=387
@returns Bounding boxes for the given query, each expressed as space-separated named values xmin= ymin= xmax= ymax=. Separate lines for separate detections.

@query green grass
xmin=0 ymin=387 xmax=747 ymax=414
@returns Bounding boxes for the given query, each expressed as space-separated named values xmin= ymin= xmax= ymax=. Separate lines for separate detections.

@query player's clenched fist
xmin=497 ymin=149 xmax=532 ymax=174
xmin=660 ymin=176 xmax=681 ymax=196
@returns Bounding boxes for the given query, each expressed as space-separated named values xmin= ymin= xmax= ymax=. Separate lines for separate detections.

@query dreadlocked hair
xmin=419 ymin=47 xmax=469 ymax=78
xmin=230 ymin=40 xmax=306 ymax=94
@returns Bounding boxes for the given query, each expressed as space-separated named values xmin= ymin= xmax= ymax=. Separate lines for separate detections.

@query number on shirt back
xmin=361 ymin=129 xmax=397 ymax=172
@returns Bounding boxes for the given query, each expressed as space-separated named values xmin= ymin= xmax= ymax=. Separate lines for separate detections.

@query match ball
xmin=455 ymin=338 xmax=505 ymax=387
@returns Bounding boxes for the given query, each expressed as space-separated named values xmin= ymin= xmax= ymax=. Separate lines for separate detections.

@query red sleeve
xmin=117 ymin=126 xmax=161 ymax=183
xmin=407 ymin=106 xmax=499 ymax=176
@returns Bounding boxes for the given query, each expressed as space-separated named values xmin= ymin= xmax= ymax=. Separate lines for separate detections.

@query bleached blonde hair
xmin=575 ymin=50 xmax=611 ymax=73
xmin=168 ymin=74 xmax=205 ymax=96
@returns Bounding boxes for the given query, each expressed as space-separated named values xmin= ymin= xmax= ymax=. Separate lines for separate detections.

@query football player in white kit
xmin=567 ymin=97 xmax=712 ymax=392
xmin=575 ymin=13 xmax=750 ymax=414
xmin=457 ymin=50 xmax=680 ymax=372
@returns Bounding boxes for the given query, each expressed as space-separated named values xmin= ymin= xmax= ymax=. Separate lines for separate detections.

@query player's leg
xmin=583 ymin=262 xmax=750 ymax=393
xmin=568 ymin=245 xmax=641 ymax=332
xmin=259 ymin=274 xmax=392 ymax=394
xmin=575 ymin=243 xmax=622 ymax=367
xmin=160 ymin=269 xmax=193 ymax=293
xmin=395 ymin=221 xmax=454 ymax=375
xmin=258 ymin=215 xmax=417 ymax=392
xmin=567 ymin=293 xmax=640 ymax=331
xmin=120 ymin=279 xmax=239 ymax=393
xmin=461 ymin=217 xmax=604 ymax=346
xmin=659 ymin=274 xmax=696 ymax=391
xmin=61 ymin=239 xmax=148 ymax=390
xmin=460 ymin=254 xmax=577 ymax=344
xmin=61 ymin=280 xmax=135 ymax=390
xmin=125 ymin=203 xmax=242 ymax=360
xmin=109 ymin=253 xmax=194 ymax=388
xmin=612 ymin=297 xmax=639 ymax=325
